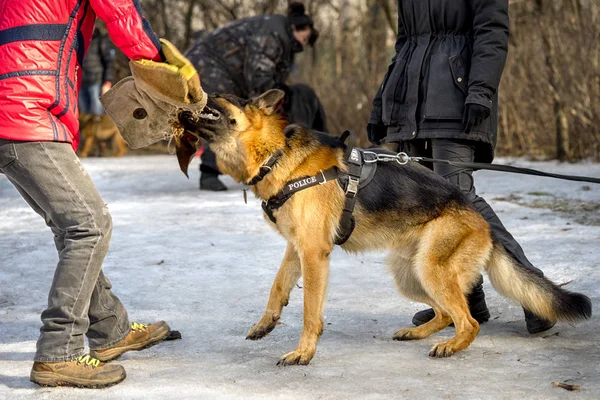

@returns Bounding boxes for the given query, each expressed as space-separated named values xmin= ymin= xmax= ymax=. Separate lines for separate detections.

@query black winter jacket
xmin=369 ymin=0 xmax=509 ymax=162
xmin=81 ymin=29 xmax=115 ymax=88
xmin=185 ymin=15 xmax=302 ymax=99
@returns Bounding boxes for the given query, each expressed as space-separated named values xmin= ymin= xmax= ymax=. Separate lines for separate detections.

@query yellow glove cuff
xmin=136 ymin=39 xmax=198 ymax=81
xmin=130 ymin=38 xmax=205 ymax=104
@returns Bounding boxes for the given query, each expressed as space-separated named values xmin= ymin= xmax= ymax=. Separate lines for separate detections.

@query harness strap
xmin=262 ymin=167 xmax=339 ymax=223
xmin=260 ymin=130 xmax=365 ymax=246
xmin=246 ymin=149 xmax=284 ymax=186
xmin=334 ymin=147 xmax=363 ymax=245
xmin=339 ymin=129 xmax=356 ymax=162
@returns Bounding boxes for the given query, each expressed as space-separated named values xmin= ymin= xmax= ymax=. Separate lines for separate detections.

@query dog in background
xmin=175 ymin=89 xmax=591 ymax=366
xmin=78 ymin=113 xmax=127 ymax=158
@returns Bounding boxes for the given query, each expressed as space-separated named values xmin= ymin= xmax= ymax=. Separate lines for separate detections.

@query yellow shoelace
xmin=131 ymin=322 xmax=148 ymax=331
xmin=76 ymin=355 xmax=100 ymax=368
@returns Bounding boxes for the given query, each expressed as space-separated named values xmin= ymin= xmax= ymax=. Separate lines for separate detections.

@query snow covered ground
xmin=1 ymin=155 xmax=599 ymax=399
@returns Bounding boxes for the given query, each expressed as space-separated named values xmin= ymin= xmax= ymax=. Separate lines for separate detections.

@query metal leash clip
xmin=362 ymin=151 xmax=412 ymax=165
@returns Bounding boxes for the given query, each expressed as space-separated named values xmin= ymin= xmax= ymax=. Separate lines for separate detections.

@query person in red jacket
xmin=0 ymin=0 xmax=187 ymax=388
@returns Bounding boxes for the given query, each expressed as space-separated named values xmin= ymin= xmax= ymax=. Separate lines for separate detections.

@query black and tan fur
xmin=78 ymin=113 xmax=127 ymax=158
xmin=177 ymin=89 xmax=591 ymax=366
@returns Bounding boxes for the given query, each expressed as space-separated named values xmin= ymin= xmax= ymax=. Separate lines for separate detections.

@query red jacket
xmin=0 ymin=0 xmax=162 ymax=150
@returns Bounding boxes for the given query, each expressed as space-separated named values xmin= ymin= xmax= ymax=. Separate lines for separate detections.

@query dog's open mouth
xmin=199 ymin=106 xmax=221 ymax=121
xmin=179 ymin=105 xmax=220 ymax=136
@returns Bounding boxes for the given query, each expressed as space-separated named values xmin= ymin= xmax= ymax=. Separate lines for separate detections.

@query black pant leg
xmin=200 ymin=143 xmax=220 ymax=175
xmin=431 ymin=139 xmax=543 ymax=276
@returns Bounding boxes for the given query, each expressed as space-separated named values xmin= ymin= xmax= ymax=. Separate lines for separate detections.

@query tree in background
xmin=113 ymin=0 xmax=599 ymax=161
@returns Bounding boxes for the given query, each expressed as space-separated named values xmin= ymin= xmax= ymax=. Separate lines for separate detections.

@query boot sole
xmin=91 ymin=324 xmax=170 ymax=362
xmin=30 ymin=371 xmax=126 ymax=389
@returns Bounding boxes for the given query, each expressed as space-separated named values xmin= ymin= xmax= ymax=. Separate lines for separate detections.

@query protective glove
xmin=462 ymin=103 xmax=491 ymax=133
xmin=101 ymin=39 xmax=207 ymax=149
xmin=367 ymin=122 xmax=387 ymax=145
xmin=130 ymin=38 xmax=205 ymax=104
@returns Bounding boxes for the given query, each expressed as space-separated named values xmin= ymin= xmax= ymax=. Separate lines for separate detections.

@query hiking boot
xmin=524 ymin=309 xmax=556 ymax=334
xmin=412 ymin=275 xmax=490 ymax=326
xmin=90 ymin=321 xmax=170 ymax=362
xmin=200 ymin=172 xmax=227 ymax=191
xmin=30 ymin=355 xmax=126 ymax=388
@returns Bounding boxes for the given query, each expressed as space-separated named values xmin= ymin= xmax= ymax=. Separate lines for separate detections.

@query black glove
xmin=462 ymin=103 xmax=491 ymax=133
xmin=367 ymin=122 xmax=387 ymax=145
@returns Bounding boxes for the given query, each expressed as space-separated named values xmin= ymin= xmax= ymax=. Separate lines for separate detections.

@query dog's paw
xmin=277 ymin=350 xmax=313 ymax=366
xmin=246 ymin=315 xmax=279 ymax=340
xmin=246 ymin=323 xmax=276 ymax=340
xmin=393 ymin=327 xmax=424 ymax=341
xmin=429 ymin=341 xmax=456 ymax=358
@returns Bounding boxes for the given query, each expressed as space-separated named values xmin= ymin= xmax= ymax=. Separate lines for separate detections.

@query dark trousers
xmin=398 ymin=138 xmax=543 ymax=277
xmin=200 ymin=83 xmax=328 ymax=175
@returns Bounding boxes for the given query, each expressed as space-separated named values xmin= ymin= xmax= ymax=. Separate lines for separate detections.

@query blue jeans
xmin=0 ymin=139 xmax=129 ymax=362
xmin=79 ymin=84 xmax=104 ymax=115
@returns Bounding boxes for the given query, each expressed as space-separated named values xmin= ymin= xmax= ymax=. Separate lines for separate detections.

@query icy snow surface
xmin=1 ymin=155 xmax=599 ymax=399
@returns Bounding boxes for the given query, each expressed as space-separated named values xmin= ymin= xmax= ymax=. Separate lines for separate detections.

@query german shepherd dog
xmin=175 ymin=89 xmax=591 ymax=366
xmin=78 ymin=113 xmax=127 ymax=158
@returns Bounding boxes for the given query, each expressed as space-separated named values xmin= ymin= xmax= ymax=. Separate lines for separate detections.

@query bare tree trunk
xmin=336 ymin=0 xmax=349 ymax=78
xmin=376 ymin=0 xmax=397 ymax=37
xmin=539 ymin=0 xmax=570 ymax=161
xmin=555 ymin=101 xmax=570 ymax=161
xmin=183 ymin=0 xmax=198 ymax=50
xmin=157 ymin=0 xmax=172 ymax=41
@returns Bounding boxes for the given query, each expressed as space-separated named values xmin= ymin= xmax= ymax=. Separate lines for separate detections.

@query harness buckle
xmin=319 ymin=170 xmax=327 ymax=184
xmin=346 ymin=176 xmax=359 ymax=196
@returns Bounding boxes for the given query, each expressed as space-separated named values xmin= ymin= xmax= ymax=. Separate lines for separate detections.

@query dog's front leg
xmin=247 ymin=242 xmax=301 ymax=340
xmin=79 ymin=135 xmax=94 ymax=158
xmin=278 ymin=244 xmax=331 ymax=366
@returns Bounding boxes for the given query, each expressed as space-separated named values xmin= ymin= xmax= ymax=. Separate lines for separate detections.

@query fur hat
xmin=288 ymin=2 xmax=313 ymax=30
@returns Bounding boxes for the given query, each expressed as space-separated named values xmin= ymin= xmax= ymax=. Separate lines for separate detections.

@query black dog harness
xmin=251 ymin=130 xmax=377 ymax=245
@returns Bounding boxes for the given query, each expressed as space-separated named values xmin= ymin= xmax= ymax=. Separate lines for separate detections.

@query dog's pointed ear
xmin=284 ymin=124 xmax=302 ymax=138
xmin=253 ymin=89 xmax=285 ymax=115
xmin=175 ymin=132 xmax=199 ymax=178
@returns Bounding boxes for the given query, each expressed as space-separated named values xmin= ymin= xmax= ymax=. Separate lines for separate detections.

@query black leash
xmin=409 ymin=156 xmax=600 ymax=185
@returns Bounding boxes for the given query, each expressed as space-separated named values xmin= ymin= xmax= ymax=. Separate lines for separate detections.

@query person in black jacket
xmin=367 ymin=0 xmax=554 ymax=334
xmin=79 ymin=27 xmax=115 ymax=116
xmin=185 ymin=2 xmax=324 ymax=191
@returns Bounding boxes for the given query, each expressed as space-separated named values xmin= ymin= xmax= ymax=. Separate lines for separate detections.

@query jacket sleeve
xmin=99 ymin=35 xmax=116 ymax=83
xmin=89 ymin=0 xmax=163 ymax=62
xmin=244 ymin=32 xmax=285 ymax=97
xmin=466 ymin=0 xmax=509 ymax=109
xmin=369 ymin=11 xmax=408 ymax=125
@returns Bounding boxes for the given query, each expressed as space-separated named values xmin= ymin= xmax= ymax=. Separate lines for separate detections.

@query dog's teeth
xmin=200 ymin=112 xmax=219 ymax=120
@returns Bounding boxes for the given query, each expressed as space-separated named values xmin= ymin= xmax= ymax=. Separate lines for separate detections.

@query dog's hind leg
xmin=417 ymin=212 xmax=492 ymax=358
xmin=247 ymin=242 xmax=301 ymax=340
xmin=388 ymin=250 xmax=452 ymax=341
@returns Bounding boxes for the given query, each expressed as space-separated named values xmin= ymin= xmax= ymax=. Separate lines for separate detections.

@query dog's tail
xmin=484 ymin=243 xmax=591 ymax=323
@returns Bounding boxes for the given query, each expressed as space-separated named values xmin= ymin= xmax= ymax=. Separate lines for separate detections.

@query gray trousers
xmin=398 ymin=139 xmax=543 ymax=276
xmin=0 ymin=139 xmax=130 ymax=362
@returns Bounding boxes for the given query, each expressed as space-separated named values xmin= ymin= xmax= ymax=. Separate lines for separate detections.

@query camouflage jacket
xmin=185 ymin=14 xmax=302 ymax=99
